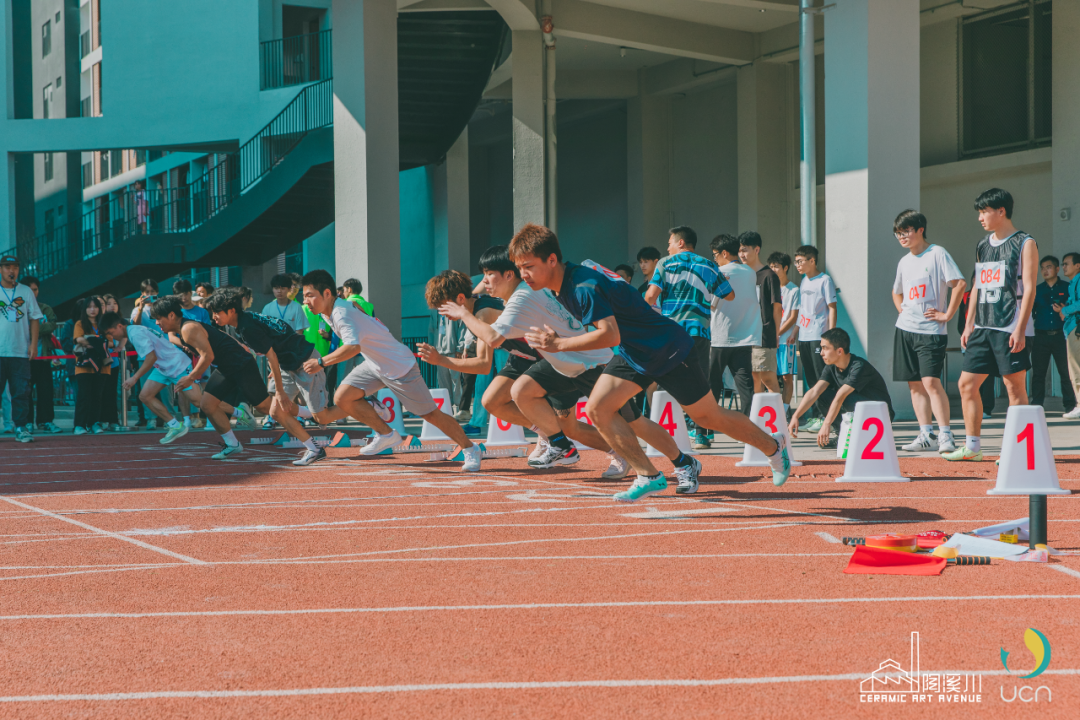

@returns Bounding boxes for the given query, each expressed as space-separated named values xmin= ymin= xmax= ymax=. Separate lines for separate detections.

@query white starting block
xmin=354 ymin=434 xmax=455 ymax=455
xmin=736 ymin=392 xmax=802 ymax=467
xmin=428 ymin=443 xmax=526 ymax=461
xmin=836 ymin=401 xmax=909 ymax=483
xmin=250 ymin=432 xmax=353 ymax=448
xmin=646 ymin=391 xmax=696 ymax=457
xmin=988 ymin=405 xmax=1068 ymax=496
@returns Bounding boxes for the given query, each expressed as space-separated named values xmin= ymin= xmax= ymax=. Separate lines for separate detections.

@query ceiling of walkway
xmin=585 ymin=0 xmax=800 ymax=33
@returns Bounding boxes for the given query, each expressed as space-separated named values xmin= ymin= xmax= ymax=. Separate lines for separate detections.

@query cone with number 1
xmin=736 ymin=392 xmax=802 ymax=467
xmin=836 ymin=401 xmax=909 ymax=483
xmin=645 ymin=391 xmax=697 ymax=457
xmin=988 ymin=405 xmax=1067 ymax=495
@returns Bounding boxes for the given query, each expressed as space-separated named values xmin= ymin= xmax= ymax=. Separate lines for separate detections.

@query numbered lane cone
xmin=571 ymin=396 xmax=593 ymax=451
xmin=374 ymin=389 xmax=407 ymax=436
xmin=646 ymin=391 xmax=697 ymax=457
xmin=988 ymin=405 xmax=1068 ymax=495
xmin=837 ymin=412 xmax=853 ymax=459
xmin=419 ymin=387 xmax=454 ymax=442
xmin=485 ymin=415 xmax=527 ymax=447
xmin=736 ymin=392 xmax=802 ymax=467
xmin=836 ymin=401 xmax=909 ymax=483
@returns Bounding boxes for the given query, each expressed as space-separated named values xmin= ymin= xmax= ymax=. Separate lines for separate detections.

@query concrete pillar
xmin=512 ymin=30 xmax=546 ymax=231
xmin=626 ymin=82 xmax=671 ymax=260
xmin=332 ymin=0 xmax=402 ymax=336
xmin=445 ymin=128 xmax=471 ymax=273
xmin=1052 ymin=1 xmax=1080 ymax=254
xmin=0 ymin=155 xmax=13 ymax=249
xmin=824 ymin=0 xmax=919 ymax=419
xmin=737 ymin=62 xmax=791 ymax=244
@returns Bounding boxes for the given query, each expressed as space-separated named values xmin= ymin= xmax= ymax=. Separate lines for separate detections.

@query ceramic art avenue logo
xmin=859 ymin=632 xmax=982 ymax=704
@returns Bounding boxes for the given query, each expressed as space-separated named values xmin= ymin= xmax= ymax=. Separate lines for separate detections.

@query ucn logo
xmin=1000 ymin=628 xmax=1052 ymax=703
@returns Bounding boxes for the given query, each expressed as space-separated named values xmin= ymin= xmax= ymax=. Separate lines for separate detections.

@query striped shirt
xmin=649 ymin=251 xmax=731 ymax=339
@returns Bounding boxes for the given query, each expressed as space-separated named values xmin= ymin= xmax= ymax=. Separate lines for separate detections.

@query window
xmin=42 ymin=84 xmax=52 ymax=119
xmin=111 ymin=149 xmax=122 ymax=176
xmin=80 ymin=97 xmax=91 ymax=118
xmin=961 ymin=1 xmax=1052 ymax=157
xmin=42 ymin=21 xmax=51 ymax=57
xmin=44 ymin=210 xmax=55 ymax=238
xmin=43 ymin=153 xmax=54 ymax=182
xmin=55 ymin=11 xmax=60 ymax=24
xmin=100 ymin=150 xmax=109 ymax=179
xmin=82 ymin=162 xmax=93 ymax=188
xmin=135 ymin=149 xmax=146 ymax=166
xmin=56 ymin=75 xmax=62 ymax=89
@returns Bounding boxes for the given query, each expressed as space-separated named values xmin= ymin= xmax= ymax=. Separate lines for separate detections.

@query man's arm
xmin=926 ymin=278 xmax=967 ymax=323
xmin=439 ymin=301 xmax=507 ymax=349
xmin=818 ymin=384 xmax=855 ymax=447
xmin=176 ymin=325 xmax=214 ymax=391
xmin=303 ymin=343 xmax=360 ymax=375
xmin=643 ymin=284 xmax=661 ymax=306
xmin=418 ymin=337 xmax=494 ymax=376
xmin=788 ymin=379 xmax=830 ymax=437
xmin=525 ymin=316 xmax=620 ymax=353
xmin=892 ymin=292 xmax=904 ymax=314
xmin=772 ymin=302 xmax=782 ymax=334
xmin=827 ymin=303 xmax=838 ymax=330
xmin=1011 ymin=239 xmax=1041 ymax=350
xmin=777 ymin=307 xmax=799 ymax=338
xmin=961 ymin=287 xmax=978 ymax=349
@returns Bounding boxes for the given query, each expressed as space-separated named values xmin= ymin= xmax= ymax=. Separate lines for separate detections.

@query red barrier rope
xmin=35 ymin=351 xmax=138 ymax=361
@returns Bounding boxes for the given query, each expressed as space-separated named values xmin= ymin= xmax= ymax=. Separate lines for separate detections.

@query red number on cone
xmin=659 ymin=403 xmax=677 ymax=436
xmin=1017 ymin=423 xmax=1035 ymax=470
xmin=861 ymin=418 xmax=885 ymax=460
xmin=759 ymin=406 xmax=778 ymax=433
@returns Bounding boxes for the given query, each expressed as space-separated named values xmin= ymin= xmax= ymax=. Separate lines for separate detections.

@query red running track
xmin=0 ymin=433 xmax=1078 ymax=719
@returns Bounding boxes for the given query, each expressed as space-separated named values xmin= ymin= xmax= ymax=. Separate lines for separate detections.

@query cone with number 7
xmin=419 ymin=387 xmax=453 ymax=442
xmin=736 ymin=392 xmax=802 ymax=467
xmin=645 ymin=391 xmax=697 ymax=457
xmin=988 ymin=405 xmax=1067 ymax=495
xmin=836 ymin=401 xmax=909 ymax=483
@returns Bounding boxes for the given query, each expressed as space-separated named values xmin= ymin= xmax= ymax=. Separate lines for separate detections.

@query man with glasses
xmin=890 ymin=210 xmax=966 ymax=453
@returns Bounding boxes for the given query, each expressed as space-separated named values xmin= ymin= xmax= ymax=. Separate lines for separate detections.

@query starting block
xmin=355 ymin=434 xmax=456 ymax=455
xmin=428 ymin=443 xmax=526 ymax=461
xmin=252 ymin=431 xmax=355 ymax=448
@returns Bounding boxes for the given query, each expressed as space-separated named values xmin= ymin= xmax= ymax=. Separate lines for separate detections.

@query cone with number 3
xmin=737 ymin=392 xmax=802 ymax=467
xmin=836 ymin=401 xmax=909 ymax=483
xmin=988 ymin=405 xmax=1067 ymax=495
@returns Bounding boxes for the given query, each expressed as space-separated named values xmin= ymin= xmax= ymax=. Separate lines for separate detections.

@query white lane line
xmin=815 ymin=532 xmax=841 ymax=544
xmin=622 ymin=506 xmax=740 ymax=519
xmin=0 ymin=496 xmax=207 ymax=566
xmin=1048 ymin=564 xmax=1080 ymax=580
xmin=0 ymin=565 xmax=177 ymax=582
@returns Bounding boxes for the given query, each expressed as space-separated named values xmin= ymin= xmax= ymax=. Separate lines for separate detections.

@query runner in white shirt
xmin=768 ymin=252 xmax=801 ymax=417
xmin=794 ymin=245 xmax=837 ymax=432
xmin=890 ymin=210 xmax=967 ymax=454
xmin=262 ymin=274 xmax=309 ymax=333
xmin=300 ymin=269 xmax=482 ymax=471
xmin=418 ymin=246 xmax=629 ymax=478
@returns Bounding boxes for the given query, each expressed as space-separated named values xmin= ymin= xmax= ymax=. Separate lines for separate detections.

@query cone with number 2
xmin=836 ymin=401 xmax=909 ymax=483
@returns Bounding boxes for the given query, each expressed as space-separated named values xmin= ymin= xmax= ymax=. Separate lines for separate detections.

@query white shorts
xmin=340 ymin=360 xmax=437 ymax=416
xmin=267 ymin=351 xmax=329 ymax=413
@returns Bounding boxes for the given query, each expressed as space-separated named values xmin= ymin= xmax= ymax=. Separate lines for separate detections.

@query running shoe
xmin=369 ymin=398 xmax=392 ymax=423
xmin=144 ymin=419 xmax=156 ymax=431
xmin=74 ymin=426 xmax=88 ymax=436
xmin=293 ymin=447 xmax=327 ymax=466
xmin=14 ymin=426 xmax=33 ymax=443
xmin=529 ymin=436 xmax=552 ymax=462
xmin=461 ymin=423 xmax=482 ymax=436
xmin=453 ymin=408 xmax=472 ymax=423
xmin=261 ymin=418 xmax=276 ymax=430
xmin=42 ymin=422 xmax=62 ymax=434
xmin=674 ymin=456 xmax=702 ymax=495
xmin=234 ymin=406 xmax=257 ymax=429
xmin=211 ymin=441 xmax=244 ymax=460
xmin=982 ymin=412 xmax=992 ymax=420
xmin=528 ymin=443 xmax=580 ymax=468
xmin=768 ymin=433 xmax=792 ymax=487
xmin=941 ymin=447 xmax=984 ymax=462
xmin=937 ymin=434 xmax=957 ymax=453
xmin=802 ymin=417 xmax=824 ymax=433
xmin=614 ymin=474 xmax=668 ymax=503
xmin=360 ymin=429 xmax=404 ymax=456
xmin=91 ymin=422 xmax=104 ymax=434
xmin=902 ymin=433 xmax=935 ymax=452
xmin=601 ymin=451 xmax=630 ymax=479
xmin=1065 ymin=406 xmax=1080 ymax=419
xmin=691 ymin=432 xmax=711 ymax=450
xmin=160 ymin=425 xmax=189 ymax=445
xmin=461 ymin=444 xmax=482 ymax=472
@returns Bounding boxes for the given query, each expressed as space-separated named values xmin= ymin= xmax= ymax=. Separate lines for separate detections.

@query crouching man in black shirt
xmin=787 ymin=327 xmax=894 ymax=448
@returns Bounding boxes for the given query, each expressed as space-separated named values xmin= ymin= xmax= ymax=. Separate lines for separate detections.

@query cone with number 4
xmin=988 ymin=405 xmax=1068 ymax=495
xmin=419 ymin=388 xmax=453 ymax=442
xmin=737 ymin=392 xmax=802 ymax=467
xmin=645 ymin=390 xmax=697 ymax=457
xmin=836 ymin=401 xmax=909 ymax=483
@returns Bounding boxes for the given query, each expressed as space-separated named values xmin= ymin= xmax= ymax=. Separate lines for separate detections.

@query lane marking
xmin=815 ymin=532 xmax=841 ymax=544
xmin=622 ymin=506 xmax=740 ymax=519
xmin=1048 ymin=564 xmax=1080 ymax=580
xmin=0 ymin=496 xmax=207 ymax=566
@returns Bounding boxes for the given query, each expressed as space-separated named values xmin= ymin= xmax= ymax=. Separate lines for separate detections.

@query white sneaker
xmin=74 ymin=426 xmax=88 ymax=436
xmin=937 ymin=433 xmax=957 ymax=453
xmin=1065 ymin=406 xmax=1080 ymax=419
xmin=453 ymin=408 xmax=471 ymax=422
xmin=42 ymin=422 xmax=63 ymax=434
xmin=902 ymin=433 xmax=935 ymax=452
xmin=91 ymin=422 xmax=104 ymax=435
xmin=529 ymin=436 xmax=552 ymax=462
xmin=601 ymin=451 xmax=630 ymax=479
xmin=461 ymin=444 xmax=482 ymax=472
xmin=160 ymin=425 xmax=189 ymax=445
xmin=370 ymin=398 xmax=392 ymax=422
xmin=360 ymin=429 xmax=403 ymax=456
xmin=14 ymin=426 xmax=34 ymax=443
xmin=293 ymin=447 xmax=327 ymax=466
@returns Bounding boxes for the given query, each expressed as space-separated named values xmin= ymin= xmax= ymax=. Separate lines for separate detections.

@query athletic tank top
xmin=179 ymin=318 xmax=254 ymax=374
xmin=973 ymin=232 xmax=1031 ymax=332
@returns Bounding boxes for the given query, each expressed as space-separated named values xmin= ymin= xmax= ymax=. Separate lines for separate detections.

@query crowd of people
xmin=0 ymin=186 xmax=1073 ymax=496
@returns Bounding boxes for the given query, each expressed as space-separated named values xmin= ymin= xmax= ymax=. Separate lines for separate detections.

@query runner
xmin=890 ymin=209 xmax=965 ymax=453
xmin=206 ymin=288 xmax=332 ymax=466
xmin=793 ymin=245 xmax=837 ymax=432
xmin=739 ymin=231 xmax=783 ymax=395
xmin=300 ymin=269 xmax=483 ymax=471
xmin=508 ymin=223 xmax=791 ymax=501
xmin=767 ymin=252 xmax=800 ymax=419
xmin=945 ymin=188 xmax=1038 ymax=462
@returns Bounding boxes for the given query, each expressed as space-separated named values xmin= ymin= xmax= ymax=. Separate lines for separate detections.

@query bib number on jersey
xmin=976 ymin=262 xmax=1005 ymax=290
xmin=905 ymin=276 xmax=935 ymax=304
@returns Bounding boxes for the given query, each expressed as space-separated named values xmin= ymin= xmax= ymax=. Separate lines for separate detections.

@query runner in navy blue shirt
xmin=508 ymin=223 xmax=791 ymax=501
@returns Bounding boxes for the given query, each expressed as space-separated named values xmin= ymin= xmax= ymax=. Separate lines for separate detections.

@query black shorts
xmin=962 ymin=328 xmax=1032 ymax=376
xmin=523 ymin=359 xmax=640 ymax=422
xmin=893 ymin=328 xmax=947 ymax=381
xmin=602 ymin=352 xmax=710 ymax=407
xmin=204 ymin=360 xmax=270 ymax=408
xmin=496 ymin=353 xmax=537 ymax=381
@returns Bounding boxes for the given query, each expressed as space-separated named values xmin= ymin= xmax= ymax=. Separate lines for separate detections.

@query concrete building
xmin=0 ymin=0 xmax=1072 ymax=417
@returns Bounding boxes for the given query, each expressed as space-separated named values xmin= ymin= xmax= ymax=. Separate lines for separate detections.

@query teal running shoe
xmin=614 ymin=474 xmax=668 ymax=503
xmin=212 ymin=441 xmax=244 ymax=460
xmin=159 ymin=425 xmax=189 ymax=445
xmin=769 ymin=433 xmax=792 ymax=487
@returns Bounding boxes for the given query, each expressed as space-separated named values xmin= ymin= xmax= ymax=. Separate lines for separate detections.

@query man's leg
xmin=1030 ymin=334 xmax=1051 ymax=407
xmin=922 ymin=377 xmax=952 ymax=431
xmin=139 ymin=380 xmax=176 ymax=423
xmin=335 ymin=384 xmax=392 ymax=434
xmin=752 ymin=348 xmax=780 ymax=393
xmin=419 ymin=404 xmax=474 ymax=448
xmin=30 ymin=359 xmax=54 ymax=425
xmin=482 ymin=375 xmax=534 ymax=429
xmin=8 ymin=358 xmax=31 ymax=429
xmin=266 ymin=395 xmax=312 ymax=443
xmin=683 ymin=392 xmax=779 ymax=456
xmin=1001 ymin=370 xmax=1029 ymax=407
xmin=781 ymin=374 xmax=794 ymax=405
xmin=729 ymin=347 xmax=755 ymax=416
xmin=909 ymin=381 xmax=933 ymax=426
xmin=1051 ymin=334 xmax=1077 ymax=411
xmin=798 ymin=341 xmax=821 ymax=418
xmin=957 ymin=371 xmax=988 ymax=438
xmin=584 ymin=374 xmax=665 ymax=477
xmin=1067 ymin=333 xmax=1080 ymax=409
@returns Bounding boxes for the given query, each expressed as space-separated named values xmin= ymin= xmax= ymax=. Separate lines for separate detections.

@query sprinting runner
xmin=945 ymin=188 xmax=1038 ymax=462
xmin=100 ymin=312 xmax=241 ymax=445
xmin=793 ymin=245 xmax=837 ymax=433
xmin=419 ymin=246 xmax=630 ymax=479
xmin=767 ymin=252 xmax=800 ymax=419
xmin=509 ymin=223 xmax=791 ymax=501
xmin=300 ymin=270 xmax=482 ymax=471
xmin=152 ymin=296 xmax=302 ymax=463
xmin=890 ymin=209 xmax=966 ymax=454
xmin=206 ymin=288 xmax=332 ymax=466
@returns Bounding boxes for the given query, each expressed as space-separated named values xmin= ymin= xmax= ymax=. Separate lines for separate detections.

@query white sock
xmin=939 ymin=425 xmax=952 ymax=436
xmin=222 ymin=430 xmax=239 ymax=447
xmin=920 ymin=424 xmax=933 ymax=435
xmin=302 ymin=438 xmax=319 ymax=452
xmin=183 ymin=416 xmax=192 ymax=427
xmin=297 ymin=406 xmax=313 ymax=419
xmin=380 ymin=428 xmax=396 ymax=437
xmin=966 ymin=436 xmax=981 ymax=453
xmin=166 ymin=419 xmax=181 ymax=429
xmin=232 ymin=407 xmax=242 ymax=418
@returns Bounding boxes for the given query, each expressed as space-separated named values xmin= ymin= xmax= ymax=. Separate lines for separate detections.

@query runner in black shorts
xmin=508 ymin=223 xmax=791 ymax=502
xmin=153 ymin=296 xmax=311 ymax=463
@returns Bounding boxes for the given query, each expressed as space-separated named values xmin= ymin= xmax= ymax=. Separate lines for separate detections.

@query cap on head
xmin=0 ymin=254 xmax=19 ymax=267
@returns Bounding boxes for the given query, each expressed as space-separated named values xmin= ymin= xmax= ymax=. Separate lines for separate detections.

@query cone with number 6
xmin=737 ymin=392 xmax=802 ymax=467
xmin=988 ymin=405 xmax=1067 ymax=495
xmin=485 ymin=415 xmax=527 ymax=447
xmin=645 ymin=391 xmax=697 ymax=457
xmin=836 ymin=401 xmax=909 ymax=483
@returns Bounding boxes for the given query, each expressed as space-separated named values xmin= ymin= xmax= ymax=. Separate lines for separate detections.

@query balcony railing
xmin=260 ymin=30 xmax=332 ymax=90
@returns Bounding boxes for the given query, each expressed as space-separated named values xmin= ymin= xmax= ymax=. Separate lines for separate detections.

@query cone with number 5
xmin=645 ymin=391 xmax=697 ymax=457
xmin=836 ymin=401 xmax=909 ymax=483
xmin=737 ymin=392 xmax=802 ymax=467
xmin=988 ymin=405 xmax=1067 ymax=495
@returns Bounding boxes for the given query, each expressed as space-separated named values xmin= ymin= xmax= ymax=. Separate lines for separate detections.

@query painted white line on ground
xmin=815 ymin=532 xmax=841 ymax=544
xmin=0 ymin=496 xmax=207 ymax=566
xmin=0 ymin=565 xmax=177 ymax=582
xmin=621 ymin=506 xmax=740 ymax=519
xmin=1048 ymin=564 xmax=1080 ymax=580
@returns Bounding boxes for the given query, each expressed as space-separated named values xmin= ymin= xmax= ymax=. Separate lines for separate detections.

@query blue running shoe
xmin=461 ymin=423 xmax=482 ymax=436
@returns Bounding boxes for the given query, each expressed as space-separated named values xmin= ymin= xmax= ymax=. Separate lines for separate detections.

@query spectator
xmin=194 ymin=282 xmax=215 ymax=306
xmin=708 ymin=235 xmax=760 ymax=418
xmin=0 ymin=255 xmax=43 ymax=443
xmin=73 ymin=296 xmax=112 ymax=435
xmin=739 ymin=231 xmax=783 ymax=395
xmin=1030 ymin=255 xmax=1075 ymax=410
xmin=134 ymin=180 xmax=149 ymax=234
xmin=263 ymin=274 xmax=309 ymax=332
xmin=131 ymin=279 xmax=159 ymax=327
xmin=174 ymin=279 xmax=212 ymax=323
xmin=20 ymin=276 xmax=62 ymax=434
xmin=238 ymin=286 xmax=254 ymax=311
xmin=343 ymin=278 xmax=375 ymax=316
xmin=636 ymin=246 xmax=662 ymax=295
xmin=614 ymin=264 xmax=635 ymax=285
xmin=1060 ymin=253 xmax=1080 ymax=418
xmin=99 ymin=294 xmax=124 ymax=430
